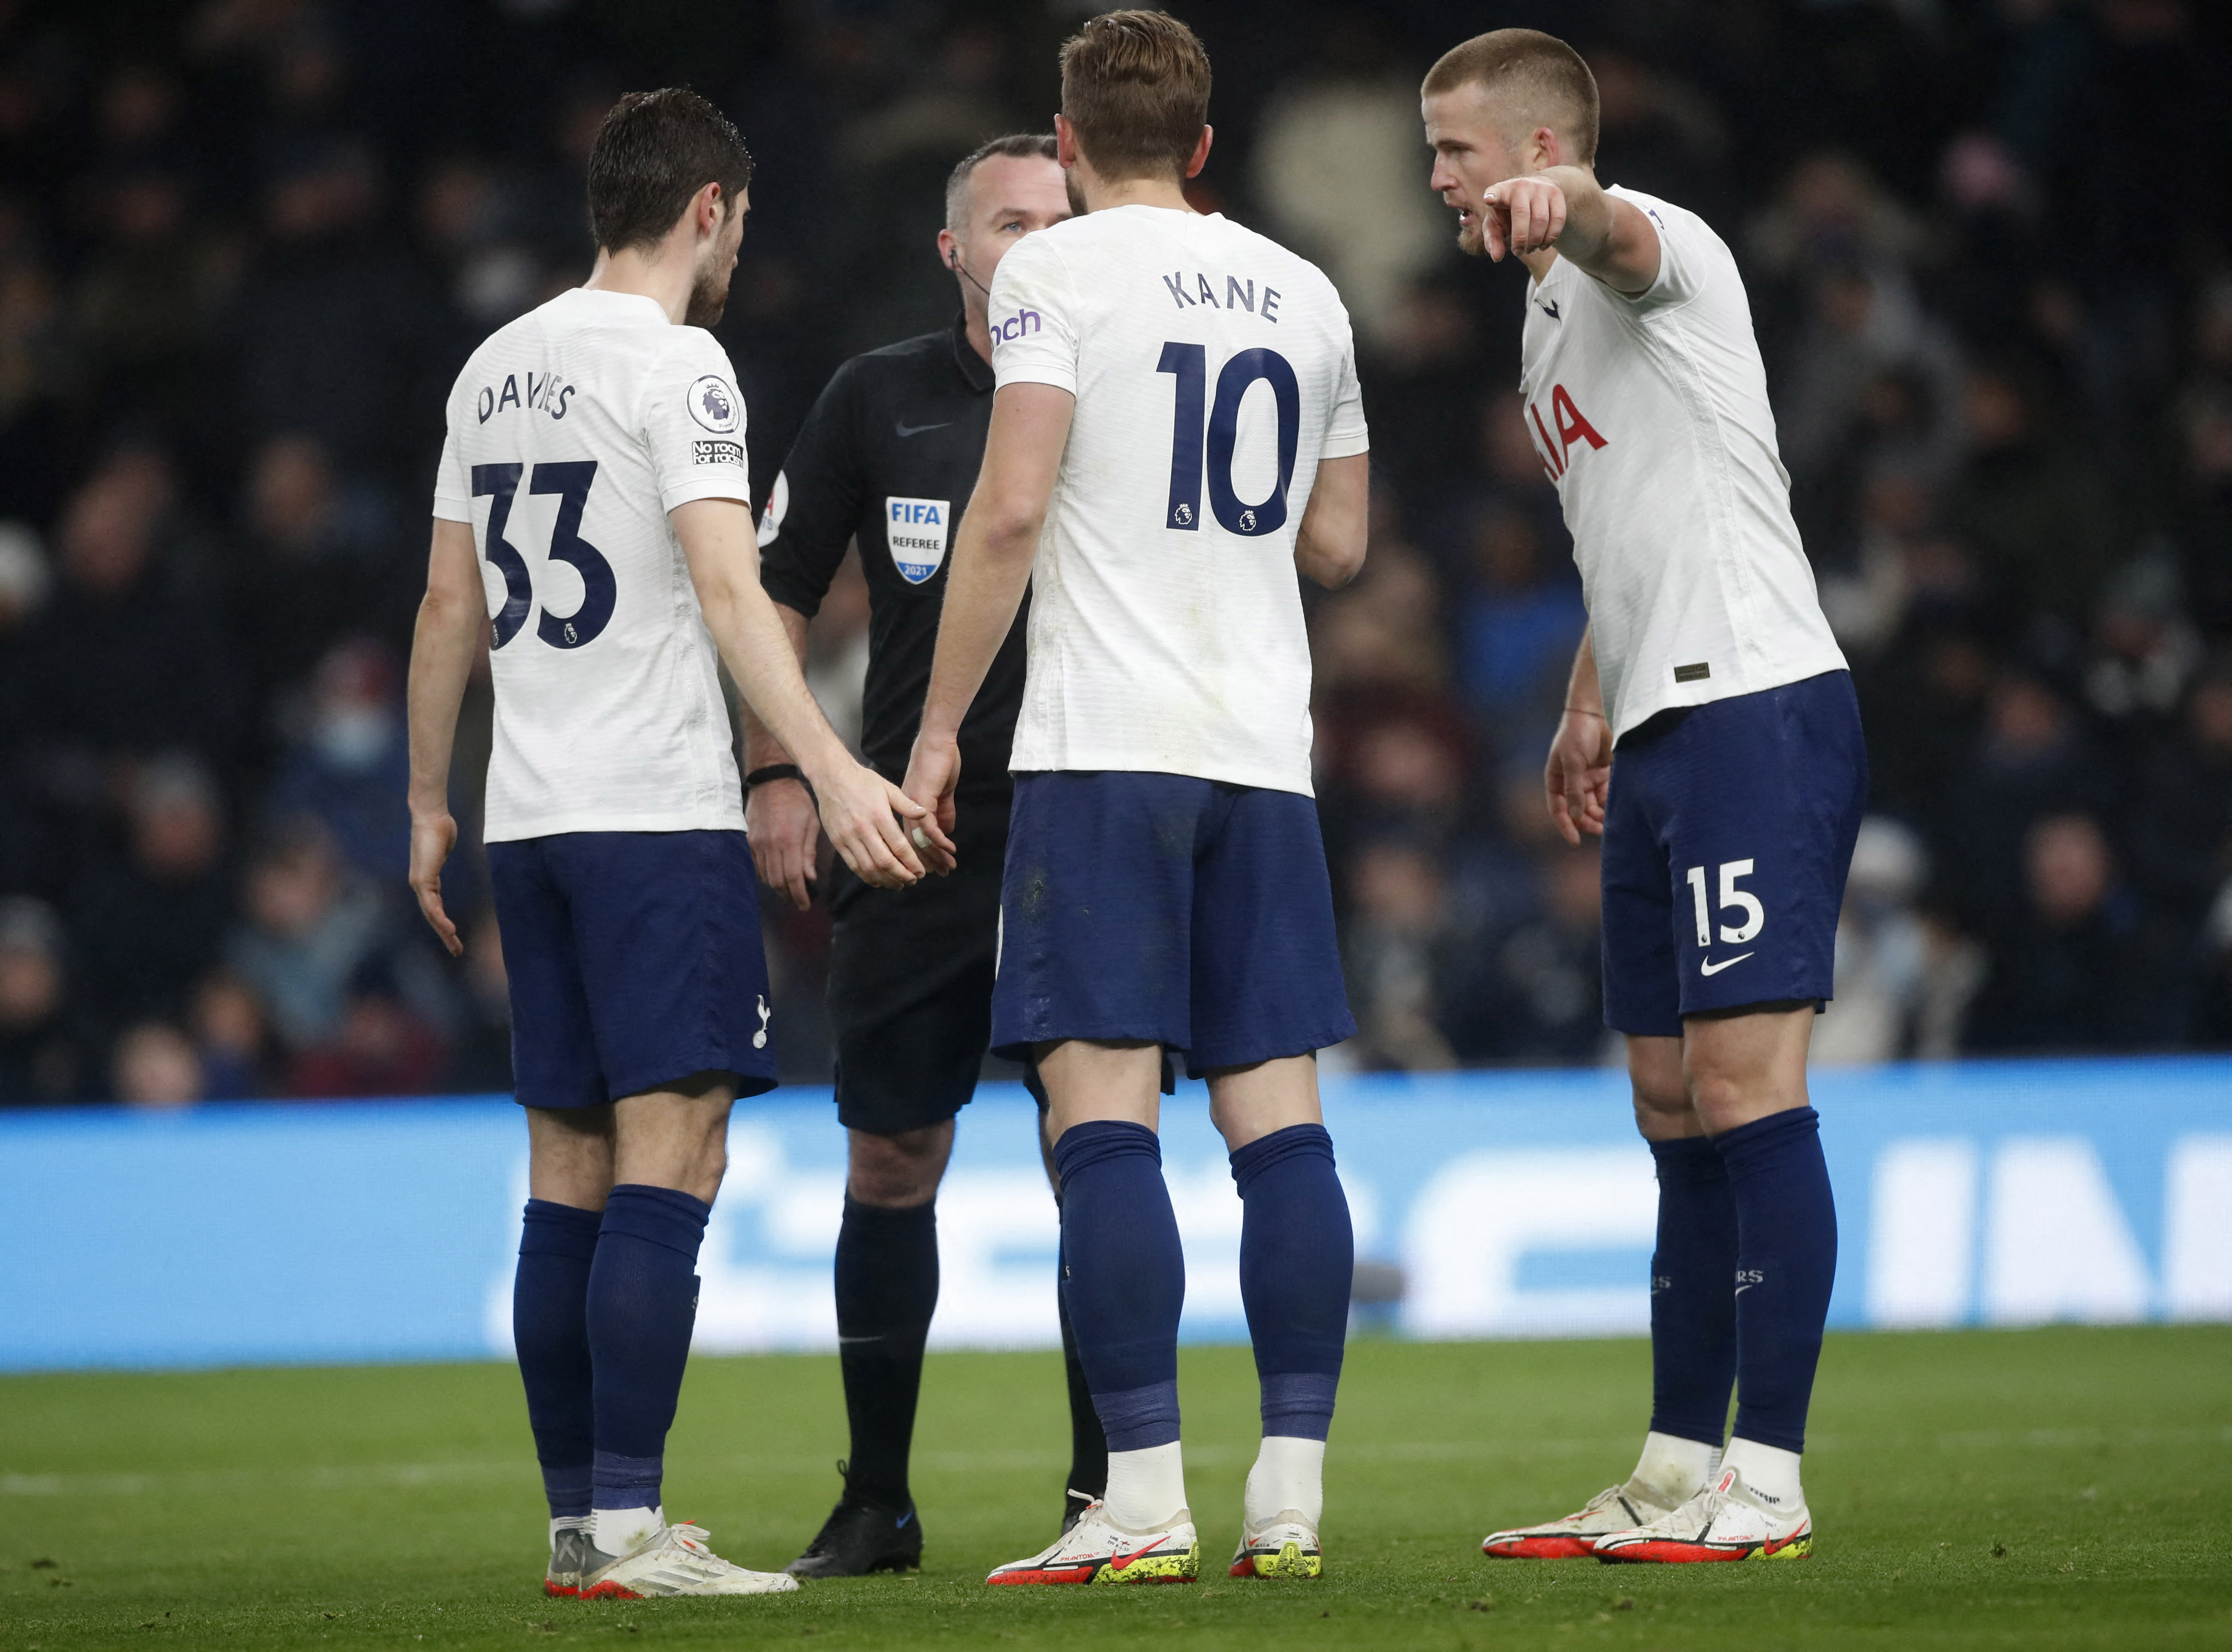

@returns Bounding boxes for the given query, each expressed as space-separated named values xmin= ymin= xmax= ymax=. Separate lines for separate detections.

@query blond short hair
xmin=1423 ymin=28 xmax=1600 ymax=165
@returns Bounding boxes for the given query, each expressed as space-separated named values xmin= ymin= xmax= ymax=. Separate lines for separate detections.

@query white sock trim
xmin=1103 ymin=1441 xmax=1187 ymax=1530
xmin=1720 ymin=1437 xmax=1805 ymax=1511
xmin=1630 ymin=1430 xmax=1718 ymax=1505
xmin=590 ymin=1503 xmax=663 ymax=1557
xmin=1244 ymin=1435 xmax=1325 ymax=1529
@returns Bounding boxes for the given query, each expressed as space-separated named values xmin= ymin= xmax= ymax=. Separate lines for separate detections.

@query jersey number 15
xmin=472 ymin=461 xmax=615 ymax=650
xmin=1157 ymin=344 xmax=1299 ymax=536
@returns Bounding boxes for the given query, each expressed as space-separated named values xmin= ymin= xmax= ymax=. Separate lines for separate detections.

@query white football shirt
xmin=988 ymin=205 xmax=1369 ymax=796
xmin=432 ymin=288 xmax=752 ymax=841
xmin=1519 ymin=185 xmax=1845 ymax=740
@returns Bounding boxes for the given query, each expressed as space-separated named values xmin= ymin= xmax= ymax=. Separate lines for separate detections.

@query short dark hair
xmin=1058 ymin=10 xmax=1211 ymax=185
xmin=1422 ymin=29 xmax=1600 ymax=165
xmin=585 ymin=88 xmax=754 ymax=254
xmin=944 ymin=132 xmax=1059 ymax=232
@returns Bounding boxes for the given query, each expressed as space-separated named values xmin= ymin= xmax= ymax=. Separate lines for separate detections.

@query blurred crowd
xmin=0 ymin=0 xmax=2227 ymax=1105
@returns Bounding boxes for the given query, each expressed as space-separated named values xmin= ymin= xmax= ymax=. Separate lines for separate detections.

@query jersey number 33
xmin=472 ymin=460 xmax=614 ymax=650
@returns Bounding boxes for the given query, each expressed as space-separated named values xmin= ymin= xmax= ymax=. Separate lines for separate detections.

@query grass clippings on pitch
xmin=3 ymin=1326 xmax=2229 ymax=1650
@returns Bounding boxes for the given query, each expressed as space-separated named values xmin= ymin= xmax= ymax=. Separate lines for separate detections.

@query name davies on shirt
xmin=475 ymin=369 xmax=578 ymax=424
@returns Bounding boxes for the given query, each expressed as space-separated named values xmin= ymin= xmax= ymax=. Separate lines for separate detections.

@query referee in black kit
xmin=743 ymin=134 xmax=1104 ymax=1578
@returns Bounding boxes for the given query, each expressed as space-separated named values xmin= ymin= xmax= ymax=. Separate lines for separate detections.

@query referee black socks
xmin=834 ymin=1195 xmax=940 ymax=1509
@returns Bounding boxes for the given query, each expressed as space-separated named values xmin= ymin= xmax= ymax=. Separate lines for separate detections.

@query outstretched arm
xmin=1481 ymin=165 xmax=1661 ymax=296
xmin=1544 ymin=625 xmax=1613 ymax=845
xmin=406 ymin=517 xmax=488 ymax=956
xmin=903 ymin=381 xmax=1074 ymax=860
xmin=672 ymin=496 xmax=939 ymax=888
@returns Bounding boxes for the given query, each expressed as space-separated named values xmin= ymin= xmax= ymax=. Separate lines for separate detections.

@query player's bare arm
xmin=737 ymin=601 xmax=822 ymax=910
xmin=903 ymin=380 xmax=1075 ymax=857
xmin=1544 ymin=625 xmax=1612 ymax=846
xmin=672 ymin=496 xmax=939 ymax=888
xmin=1480 ymin=166 xmax=1658 ymax=294
xmin=1293 ymin=452 xmax=1370 ymax=589
xmin=405 ymin=515 xmax=489 ymax=956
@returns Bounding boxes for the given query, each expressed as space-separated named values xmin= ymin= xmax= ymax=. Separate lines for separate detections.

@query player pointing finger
xmin=1480 ymin=172 xmax=1569 ymax=260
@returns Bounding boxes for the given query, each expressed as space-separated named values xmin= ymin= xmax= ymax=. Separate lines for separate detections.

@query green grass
xmin=3 ymin=1327 xmax=2229 ymax=1650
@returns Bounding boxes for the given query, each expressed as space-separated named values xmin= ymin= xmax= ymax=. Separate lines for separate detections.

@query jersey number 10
xmin=1157 ymin=344 xmax=1300 ymax=536
xmin=472 ymin=461 xmax=615 ymax=650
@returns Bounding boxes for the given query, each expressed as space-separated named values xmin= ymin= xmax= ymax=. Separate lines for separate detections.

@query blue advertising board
xmin=2 ymin=1058 xmax=2226 ymax=1371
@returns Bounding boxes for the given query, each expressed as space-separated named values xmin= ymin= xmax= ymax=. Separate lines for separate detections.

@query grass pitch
xmin=3 ymin=1327 xmax=2228 ymax=1651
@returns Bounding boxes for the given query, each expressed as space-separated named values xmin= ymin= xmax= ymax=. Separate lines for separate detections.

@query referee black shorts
xmin=825 ymin=787 xmax=1010 ymax=1137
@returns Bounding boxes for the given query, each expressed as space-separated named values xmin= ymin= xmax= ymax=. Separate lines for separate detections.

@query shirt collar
xmin=950 ymin=310 xmax=995 ymax=393
xmin=563 ymin=286 xmax=671 ymax=325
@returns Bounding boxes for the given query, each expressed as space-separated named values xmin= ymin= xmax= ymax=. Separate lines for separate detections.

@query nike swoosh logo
xmin=1107 ymin=1536 xmax=1169 ymax=1570
xmin=895 ymin=420 xmax=950 ymax=438
xmin=1699 ymin=952 xmax=1755 ymax=976
xmin=1734 ymin=1283 xmax=1755 ymax=1295
xmin=1541 ymin=300 xmax=1561 ymax=319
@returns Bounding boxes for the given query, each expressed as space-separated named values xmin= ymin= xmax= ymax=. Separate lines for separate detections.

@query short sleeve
xmin=987 ymin=233 xmax=1081 ymax=395
xmin=431 ymin=418 xmax=471 ymax=522
xmin=1322 ymin=325 xmax=1370 ymax=460
xmin=643 ymin=330 xmax=753 ymax=511
xmin=1613 ymin=187 xmax=1710 ymax=313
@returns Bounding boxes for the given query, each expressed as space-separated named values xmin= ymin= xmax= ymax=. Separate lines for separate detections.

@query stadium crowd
xmin=0 ymin=0 xmax=2227 ymax=1104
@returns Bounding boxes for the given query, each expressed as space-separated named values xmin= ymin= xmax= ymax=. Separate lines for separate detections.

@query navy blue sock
xmin=1056 ymin=1214 xmax=1109 ymax=1498
xmin=587 ymin=1183 xmax=710 ymax=1512
xmin=834 ymin=1195 xmax=938 ymax=1509
xmin=1714 ymin=1107 xmax=1838 ymax=1453
xmin=1646 ymin=1136 xmax=1740 ymax=1449
xmin=514 ymin=1199 xmax=602 ymax=1519
xmin=1231 ymin=1125 xmax=1352 ymax=1441
xmin=1053 ymin=1120 xmax=1184 ymax=1451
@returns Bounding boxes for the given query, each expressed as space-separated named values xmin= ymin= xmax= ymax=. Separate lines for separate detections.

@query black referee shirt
xmin=758 ymin=312 xmax=1026 ymax=794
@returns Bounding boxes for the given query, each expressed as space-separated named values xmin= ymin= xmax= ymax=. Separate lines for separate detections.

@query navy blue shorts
xmin=991 ymin=772 xmax=1355 ymax=1077
xmin=1600 ymin=671 xmax=1868 ymax=1037
xmin=487 ymin=829 xmax=778 ymax=1109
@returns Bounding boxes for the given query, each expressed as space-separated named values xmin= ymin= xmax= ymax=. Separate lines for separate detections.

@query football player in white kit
xmin=901 ymin=11 xmax=1371 ymax=1586
xmin=406 ymin=89 xmax=934 ymax=1600
xmin=1425 ymin=31 xmax=1865 ymax=1564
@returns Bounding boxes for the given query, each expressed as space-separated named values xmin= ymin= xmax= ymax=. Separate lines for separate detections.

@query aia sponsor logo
xmin=1526 ymin=383 xmax=1606 ymax=479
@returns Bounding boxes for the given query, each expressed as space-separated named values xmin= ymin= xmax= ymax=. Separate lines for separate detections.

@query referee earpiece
xmin=947 ymin=243 xmax=993 ymax=298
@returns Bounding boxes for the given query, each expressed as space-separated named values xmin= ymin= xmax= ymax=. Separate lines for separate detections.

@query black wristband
xmin=744 ymin=763 xmax=807 ymax=790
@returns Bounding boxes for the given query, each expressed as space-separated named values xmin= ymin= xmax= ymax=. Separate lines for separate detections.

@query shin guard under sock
xmin=1645 ymin=1135 xmax=1740 ymax=1455
xmin=834 ymin=1195 xmax=938 ymax=1509
xmin=1715 ymin=1107 xmax=1838 ymax=1454
xmin=514 ymin=1199 xmax=602 ymax=1519
xmin=587 ymin=1183 xmax=710 ymax=1515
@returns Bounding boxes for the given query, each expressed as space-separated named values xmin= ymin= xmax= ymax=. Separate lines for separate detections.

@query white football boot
xmin=985 ymin=1499 xmax=1199 ymax=1585
xmin=1482 ymin=1481 xmax=1677 ymax=1560
xmin=1592 ymin=1464 xmax=1812 ymax=1564
xmin=581 ymin=1522 xmax=802 ymax=1597
xmin=1229 ymin=1510 xmax=1322 ymax=1579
